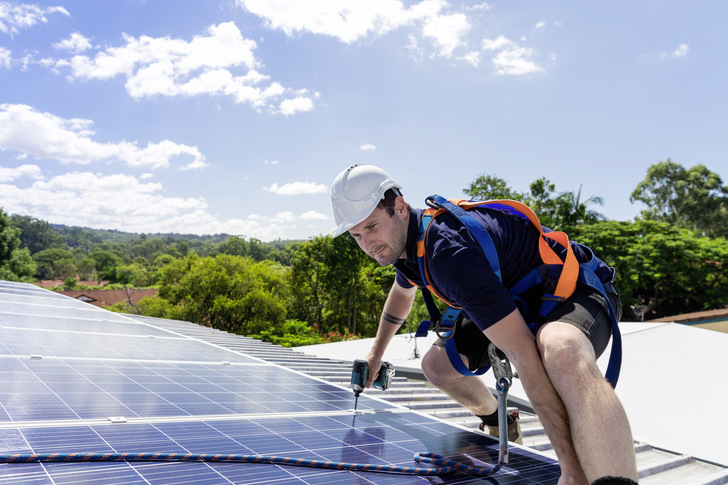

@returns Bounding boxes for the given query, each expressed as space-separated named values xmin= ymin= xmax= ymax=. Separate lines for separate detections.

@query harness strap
xmin=446 ymin=337 xmax=488 ymax=376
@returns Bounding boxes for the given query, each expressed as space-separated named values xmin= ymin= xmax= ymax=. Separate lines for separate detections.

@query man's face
xmin=348 ymin=197 xmax=408 ymax=266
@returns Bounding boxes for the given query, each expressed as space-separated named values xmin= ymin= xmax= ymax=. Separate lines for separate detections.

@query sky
xmin=1 ymin=1 xmax=726 ymax=242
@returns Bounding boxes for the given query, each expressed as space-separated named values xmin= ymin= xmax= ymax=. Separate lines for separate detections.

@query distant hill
xmin=50 ymin=223 xmax=233 ymax=245
xmin=49 ymin=223 xmax=305 ymax=249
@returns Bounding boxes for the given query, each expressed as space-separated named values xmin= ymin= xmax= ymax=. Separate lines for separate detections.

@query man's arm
xmin=364 ymin=280 xmax=417 ymax=387
xmin=484 ymin=309 xmax=585 ymax=481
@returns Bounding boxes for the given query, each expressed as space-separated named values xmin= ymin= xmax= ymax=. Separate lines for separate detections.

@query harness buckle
xmin=434 ymin=317 xmax=456 ymax=340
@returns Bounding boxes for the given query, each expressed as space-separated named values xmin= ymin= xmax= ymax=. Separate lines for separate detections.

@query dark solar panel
xmin=0 ymin=281 xmax=560 ymax=484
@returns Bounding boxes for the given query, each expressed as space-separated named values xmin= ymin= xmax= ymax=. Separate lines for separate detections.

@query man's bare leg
xmin=421 ymin=345 xmax=498 ymax=415
xmin=537 ymin=321 xmax=638 ymax=483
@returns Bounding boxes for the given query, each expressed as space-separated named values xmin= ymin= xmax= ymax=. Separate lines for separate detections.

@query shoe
xmin=478 ymin=410 xmax=523 ymax=444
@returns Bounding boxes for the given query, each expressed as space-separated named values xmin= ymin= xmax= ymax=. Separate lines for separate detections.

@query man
xmin=331 ymin=164 xmax=638 ymax=485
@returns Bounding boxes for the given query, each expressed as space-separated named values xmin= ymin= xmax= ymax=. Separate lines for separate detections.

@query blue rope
xmin=0 ymin=451 xmax=502 ymax=477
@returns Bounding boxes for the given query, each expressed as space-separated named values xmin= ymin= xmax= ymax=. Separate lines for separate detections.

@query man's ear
xmin=393 ymin=196 xmax=408 ymax=217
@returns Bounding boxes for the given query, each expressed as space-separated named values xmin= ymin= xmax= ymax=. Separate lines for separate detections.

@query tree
xmin=0 ymin=208 xmax=36 ymax=282
xmin=630 ymin=159 xmax=728 ymax=237
xmin=88 ymin=248 xmax=123 ymax=283
xmin=9 ymin=215 xmax=63 ymax=254
xmin=570 ymin=220 xmax=728 ymax=319
xmin=218 ymin=236 xmax=247 ymax=256
xmin=289 ymin=236 xmax=330 ymax=329
xmin=324 ymin=235 xmax=369 ymax=334
xmin=464 ymin=174 xmax=524 ymax=201
xmin=553 ymin=185 xmax=604 ymax=230
xmin=288 ymin=235 xmax=390 ymax=336
xmin=464 ymin=174 xmax=604 ymax=230
xmin=156 ymin=253 xmax=288 ymax=335
xmin=32 ymin=248 xmax=77 ymax=280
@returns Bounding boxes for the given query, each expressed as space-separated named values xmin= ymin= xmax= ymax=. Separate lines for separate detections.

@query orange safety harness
xmin=413 ymin=195 xmax=621 ymax=387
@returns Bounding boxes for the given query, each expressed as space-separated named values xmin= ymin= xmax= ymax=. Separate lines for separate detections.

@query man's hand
xmin=363 ymin=353 xmax=382 ymax=389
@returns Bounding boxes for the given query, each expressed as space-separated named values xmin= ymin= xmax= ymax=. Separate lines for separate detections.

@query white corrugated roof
xmin=297 ymin=320 xmax=728 ymax=466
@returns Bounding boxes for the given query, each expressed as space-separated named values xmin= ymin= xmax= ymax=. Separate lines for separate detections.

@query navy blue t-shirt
xmin=394 ymin=204 xmax=615 ymax=331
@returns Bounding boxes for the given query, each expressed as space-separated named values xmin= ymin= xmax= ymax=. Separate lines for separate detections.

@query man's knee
xmin=537 ymin=322 xmax=598 ymax=378
xmin=421 ymin=346 xmax=462 ymax=387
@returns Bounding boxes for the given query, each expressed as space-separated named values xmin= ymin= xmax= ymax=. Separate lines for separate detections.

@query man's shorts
xmin=432 ymin=284 xmax=623 ymax=372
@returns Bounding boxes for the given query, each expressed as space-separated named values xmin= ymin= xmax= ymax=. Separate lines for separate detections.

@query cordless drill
xmin=351 ymin=359 xmax=394 ymax=412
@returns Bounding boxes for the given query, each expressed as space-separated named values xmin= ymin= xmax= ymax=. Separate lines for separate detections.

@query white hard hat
xmin=331 ymin=164 xmax=402 ymax=237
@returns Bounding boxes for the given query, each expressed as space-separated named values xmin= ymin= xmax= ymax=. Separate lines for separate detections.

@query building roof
xmin=649 ymin=307 xmax=728 ymax=324
xmin=35 ymin=279 xmax=109 ymax=288
xmin=57 ymin=288 xmax=159 ymax=308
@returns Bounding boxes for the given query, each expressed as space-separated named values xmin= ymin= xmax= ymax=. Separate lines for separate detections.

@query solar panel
xmin=0 ymin=281 xmax=560 ymax=484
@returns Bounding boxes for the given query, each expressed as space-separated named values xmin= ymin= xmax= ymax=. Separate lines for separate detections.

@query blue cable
xmin=0 ymin=451 xmax=503 ymax=477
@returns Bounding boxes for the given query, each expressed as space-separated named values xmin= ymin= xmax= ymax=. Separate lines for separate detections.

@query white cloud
xmin=300 ymin=210 xmax=328 ymax=221
xmin=0 ymin=171 xmax=203 ymax=230
xmin=0 ymin=103 xmax=208 ymax=169
xmin=53 ymin=32 xmax=92 ymax=53
xmin=482 ymin=35 xmax=543 ymax=75
xmin=0 ymin=170 xmax=248 ymax=236
xmin=482 ymin=36 xmax=512 ymax=51
xmin=658 ymin=43 xmax=690 ymax=61
xmin=0 ymin=46 xmax=10 ymax=68
xmin=534 ymin=21 xmax=546 ymax=30
xmin=0 ymin=163 xmax=42 ymax=182
xmin=459 ymin=50 xmax=480 ymax=67
xmin=0 ymin=1 xmax=69 ymax=36
xmin=0 ymin=166 xmax=329 ymax=240
xmin=279 ymin=96 xmax=314 ymax=116
xmin=467 ymin=3 xmax=492 ymax=11
xmin=422 ymin=11 xmax=470 ymax=57
xmin=52 ymin=22 xmax=314 ymax=114
xmin=264 ymin=181 xmax=328 ymax=195
xmin=273 ymin=211 xmax=296 ymax=223
xmin=672 ymin=43 xmax=689 ymax=58
xmin=360 ymin=143 xmax=376 ymax=151
xmin=237 ymin=0 xmax=472 ymax=61
xmin=264 ymin=160 xmax=279 ymax=165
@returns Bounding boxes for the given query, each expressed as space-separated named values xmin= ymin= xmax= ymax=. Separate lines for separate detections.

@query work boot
xmin=478 ymin=410 xmax=522 ymax=444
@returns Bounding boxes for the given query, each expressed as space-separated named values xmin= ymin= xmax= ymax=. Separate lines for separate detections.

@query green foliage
xmin=136 ymin=295 xmax=175 ymax=318
xmin=464 ymin=174 xmax=524 ymax=201
xmin=0 ymin=208 xmax=37 ymax=282
xmin=9 ymin=215 xmax=63 ymax=254
xmin=251 ymin=319 xmax=324 ymax=347
xmin=288 ymin=235 xmax=392 ymax=337
xmin=215 ymin=235 xmax=297 ymax=264
xmin=630 ymin=159 xmax=728 ymax=237
xmin=32 ymin=248 xmax=76 ymax=280
xmin=156 ymin=253 xmax=288 ymax=335
xmin=464 ymin=174 xmax=604 ymax=231
xmin=570 ymin=220 xmax=728 ymax=319
xmin=0 ymin=208 xmax=19 ymax=264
